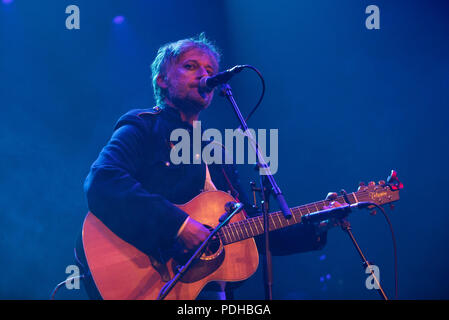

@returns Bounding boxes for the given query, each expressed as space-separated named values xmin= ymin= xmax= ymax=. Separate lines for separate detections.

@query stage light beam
xmin=113 ymin=16 xmax=125 ymax=25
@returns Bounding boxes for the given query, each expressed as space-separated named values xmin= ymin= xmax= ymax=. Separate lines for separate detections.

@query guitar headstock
xmin=356 ymin=170 xmax=403 ymax=206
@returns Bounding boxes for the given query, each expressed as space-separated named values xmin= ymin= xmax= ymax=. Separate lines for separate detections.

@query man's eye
xmin=184 ymin=64 xmax=195 ymax=70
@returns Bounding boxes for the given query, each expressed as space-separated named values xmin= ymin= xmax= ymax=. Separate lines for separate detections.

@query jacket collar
xmin=159 ymin=103 xmax=195 ymax=131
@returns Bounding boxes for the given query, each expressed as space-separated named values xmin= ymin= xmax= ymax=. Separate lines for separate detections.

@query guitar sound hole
xmin=172 ymin=224 xmax=226 ymax=283
xmin=200 ymin=225 xmax=223 ymax=260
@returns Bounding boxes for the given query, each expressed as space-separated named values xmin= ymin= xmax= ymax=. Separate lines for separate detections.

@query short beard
xmin=169 ymin=93 xmax=210 ymax=116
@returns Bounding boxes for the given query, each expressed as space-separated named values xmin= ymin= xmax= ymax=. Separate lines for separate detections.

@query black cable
xmin=368 ymin=202 xmax=399 ymax=300
xmin=233 ymin=65 xmax=265 ymax=129
xmin=50 ymin=274 xmax=85 ymax=300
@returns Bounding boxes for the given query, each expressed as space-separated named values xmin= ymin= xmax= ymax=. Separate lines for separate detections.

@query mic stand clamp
xmin=249 ymin=181 xmax=261 ymax=211
xmin=156 ymin=202 xmax=244 ymax=300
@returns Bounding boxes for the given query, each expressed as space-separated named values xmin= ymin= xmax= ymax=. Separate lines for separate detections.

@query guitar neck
xmin=218 ymin=191 xmax=367 ymax=245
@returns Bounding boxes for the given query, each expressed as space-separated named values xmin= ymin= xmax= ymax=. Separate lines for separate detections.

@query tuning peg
xmin=359 ymin=182 xmax=365 ymax=187
xmin=387 ymin=170 xmax=404 ymax=191
xmin=368 ymin=181 xmax=376 ymax=186
xmin=387 ymin=170 xmax=398 ymax=182
xmin=326 ymin=192 xmax=338 ymax=201
xmin=378 ymin=180 xmax=386 ymax=186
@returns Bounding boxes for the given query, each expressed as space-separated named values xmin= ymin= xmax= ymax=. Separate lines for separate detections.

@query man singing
xmin=77 ymin=33 xmax=328 ymax=300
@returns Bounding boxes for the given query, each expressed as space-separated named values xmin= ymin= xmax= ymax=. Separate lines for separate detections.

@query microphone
xmin=301 ymin=202 xmax=373 ymax=223
xmin=199 ymin=65 xmax=246 ymax=93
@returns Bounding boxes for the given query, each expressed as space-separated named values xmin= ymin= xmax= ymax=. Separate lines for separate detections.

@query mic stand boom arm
xmin=220 ymin=83 xmax=293 ymax=301
xmin=220 ymin=84 xmax=292 ymax=220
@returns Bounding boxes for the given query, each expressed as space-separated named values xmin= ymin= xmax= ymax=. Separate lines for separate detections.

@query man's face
xmin=159 ymin=47 xmax=218 ymax=112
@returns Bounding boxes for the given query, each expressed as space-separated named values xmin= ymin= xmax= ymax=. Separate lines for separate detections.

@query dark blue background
xmin=1 ymin=0 xmax=448 ymax=299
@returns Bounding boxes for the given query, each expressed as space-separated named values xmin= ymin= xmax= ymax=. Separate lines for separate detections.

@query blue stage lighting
xmin=113 ymin=16 xmax=125 ymax=25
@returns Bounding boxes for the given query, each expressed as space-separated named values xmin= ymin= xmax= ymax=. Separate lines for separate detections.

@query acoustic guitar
xmin=82 ymin=171 xmax=402 ymax=299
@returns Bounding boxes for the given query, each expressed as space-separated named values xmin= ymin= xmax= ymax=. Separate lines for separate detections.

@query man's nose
xmin=196 ymin=66 xmax=209 ymax=78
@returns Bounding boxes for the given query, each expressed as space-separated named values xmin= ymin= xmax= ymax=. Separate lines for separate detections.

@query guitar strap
xmin=204 ymin=164 xmax=218 ymax=191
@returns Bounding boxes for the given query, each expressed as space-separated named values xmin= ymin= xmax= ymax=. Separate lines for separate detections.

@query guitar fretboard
xmin=217 ymin=192 xmax=365 ymax=245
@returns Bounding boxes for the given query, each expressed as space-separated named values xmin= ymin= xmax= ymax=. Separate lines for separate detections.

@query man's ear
xmin=157 ymin=75 xmax=168 ymax=89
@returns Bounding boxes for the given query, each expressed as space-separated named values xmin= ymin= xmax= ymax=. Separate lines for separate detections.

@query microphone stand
xmin=302 ymin=204 xmax=388 ymax=300
xmin=156 ymin=203 xmax=244 ymax=300
xmin=339 ymin=218 xmax=388 ymax=300
xmin=220 ymin=83 xmax=293 ymax=301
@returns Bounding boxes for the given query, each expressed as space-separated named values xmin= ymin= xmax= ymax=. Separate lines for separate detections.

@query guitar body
xmin=82 ymin=190 xmax=259 ymax=300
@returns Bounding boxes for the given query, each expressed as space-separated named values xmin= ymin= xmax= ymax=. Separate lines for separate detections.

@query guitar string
xmin=216 ymin=189 xmax=390 ymax=245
